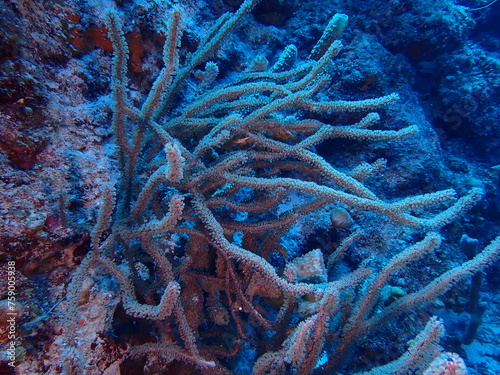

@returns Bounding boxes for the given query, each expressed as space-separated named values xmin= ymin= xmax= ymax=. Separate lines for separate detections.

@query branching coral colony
xmin=59 ymin=0 xmax=500 ymax=374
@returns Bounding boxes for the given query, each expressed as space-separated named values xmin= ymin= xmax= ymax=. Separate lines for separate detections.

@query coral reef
xmin=1 ymin=0 xmax=500 ymax=374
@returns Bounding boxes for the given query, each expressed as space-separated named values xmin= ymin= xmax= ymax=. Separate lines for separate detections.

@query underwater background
xmin=0 ymin=0 xmax=499 ymax=374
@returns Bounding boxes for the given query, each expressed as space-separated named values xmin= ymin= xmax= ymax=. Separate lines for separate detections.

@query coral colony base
xmin=1 ymin=0 xmax=500 ymax=374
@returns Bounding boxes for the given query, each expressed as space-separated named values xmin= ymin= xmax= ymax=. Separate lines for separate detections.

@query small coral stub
xmin=286 ymin=249 xmax=328 ymax=283
xmin=423 ymin=352 xmax=468 ymax=375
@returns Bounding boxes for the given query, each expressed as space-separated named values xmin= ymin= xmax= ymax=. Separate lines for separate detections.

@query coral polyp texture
xmin=1 ymin=0 xmax=500 ymax=374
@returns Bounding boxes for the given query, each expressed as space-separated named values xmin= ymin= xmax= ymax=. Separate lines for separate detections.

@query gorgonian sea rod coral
xmin=59 ymin=0 xmax=500 ymax=374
